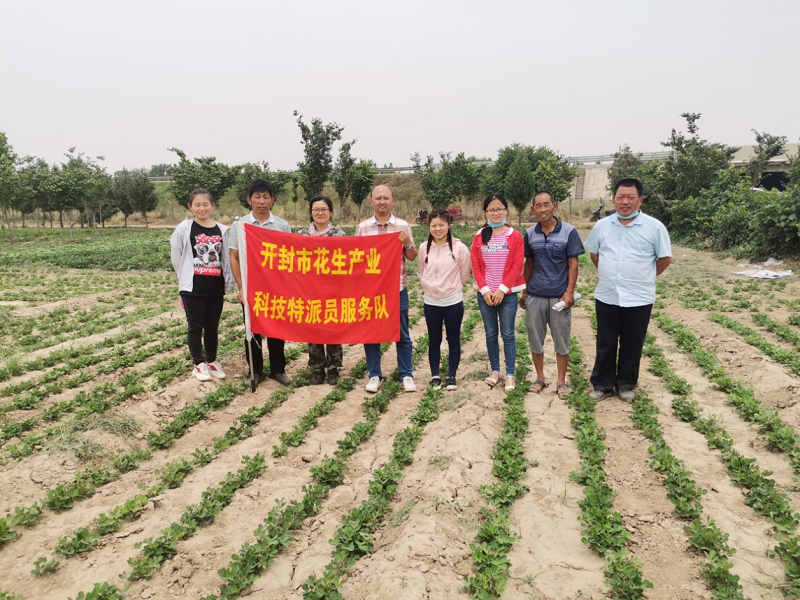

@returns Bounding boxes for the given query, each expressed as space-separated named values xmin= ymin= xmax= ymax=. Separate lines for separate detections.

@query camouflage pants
xmin=308 ymin=344 xmax=343 ymax=372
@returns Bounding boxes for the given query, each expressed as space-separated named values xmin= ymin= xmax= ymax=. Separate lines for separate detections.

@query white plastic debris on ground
xmin=734 ymin=258 xmax=793 ymax=279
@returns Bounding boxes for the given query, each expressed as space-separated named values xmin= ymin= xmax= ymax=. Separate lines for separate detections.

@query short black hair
xmin=532 ymin=191 xmax=555 ymax=204
xmin=613 ymin=178 xmax=643 ymax=197
xmin=309 ymin=195 xmax=333 ymax=218
xmin=247 ymin=178 xmax=275 ymax=199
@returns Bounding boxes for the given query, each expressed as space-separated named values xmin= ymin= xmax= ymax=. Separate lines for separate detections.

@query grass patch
xmin=387 ymin=499 xmax=416 ymax=527
xmin=439 ymin=392 xmax=469 ymax=411
xmin=428 ymin=455 xmax=453 ymax=471
xmin=467 ymin=352 xmax=490 ymax=364
xmin=49 ymin=414 xmax=141 ymax=460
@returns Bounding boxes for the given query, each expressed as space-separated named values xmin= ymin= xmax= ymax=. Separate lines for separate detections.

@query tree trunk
xmin=143 ymin=211 xmax=149 ymax=228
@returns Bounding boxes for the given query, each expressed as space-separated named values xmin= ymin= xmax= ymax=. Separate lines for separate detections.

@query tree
xmin=504 ymin=150 xmax=535 ymax=225
xmin=116 ymin=169 xmax=158 ymax=226
xmin=660 ymin=112 xmax=738 ymax=201
xmin=349 ymin=159 xmax=378 ymax=216
xmin=294 ymin=111 xmax=343 ymax=199
xmin=0 ymin=132 xmax=19 ymax=236
xmin=481 ymin=144 xmax=574 ymax=203
xmin=113 ymin=169 xmax=136 ymax=226
xmin=16 ymin=157 xmax=54 ymax=227
xmin=56 ymin=149 xmax=114 ymax=229
xmin=148 ymin=163 xmax=171 ymax=177
xmin=330 ymin=140 xmax=357 ymax=204
xmin=787 ymin=142 xmax=800 ymax=192
xmin=532 ymin=154 xmax=575 ymax=205
xmin=746 ymin=129 xmax=787 ymax=187
xmin=411 ymin=152 xmax=485 ymax=207
xmin=232 ymin=162 xmax=292 ymax=209
xmin=167 ymin=148 xmax=236 ymax=206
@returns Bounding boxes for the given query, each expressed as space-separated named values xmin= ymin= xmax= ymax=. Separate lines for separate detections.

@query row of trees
xmin=411 ymin=145 xmax=576 ymax=223
xmin=608 ymin=113 xmax=800 ymax=257
xmin=166 ymin=112 xmax=379 ymax=214
xmin=0 ymin=133 xmax=159 ymax=235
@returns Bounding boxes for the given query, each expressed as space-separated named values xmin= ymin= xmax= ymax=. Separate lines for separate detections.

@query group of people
xmin=169 ymin=177 xmax=672 ymax=404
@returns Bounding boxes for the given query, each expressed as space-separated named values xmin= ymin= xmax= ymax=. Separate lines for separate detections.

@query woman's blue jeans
xmin=477 ymin=292 xmax=518 ymax=376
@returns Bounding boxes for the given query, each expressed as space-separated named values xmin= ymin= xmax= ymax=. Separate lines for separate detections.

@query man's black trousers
xmin=242 ymin=305 xmax=286 ymax=376
xmin=590 ymin=299 xmax=652 ymax=393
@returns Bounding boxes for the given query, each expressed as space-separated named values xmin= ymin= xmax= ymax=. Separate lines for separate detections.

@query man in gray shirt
xmin=228 ymin=178 xmax=292 ymax=387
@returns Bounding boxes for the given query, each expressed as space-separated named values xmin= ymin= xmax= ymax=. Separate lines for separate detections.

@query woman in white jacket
xmin=169 ymin=189 xmax=234 ymax=381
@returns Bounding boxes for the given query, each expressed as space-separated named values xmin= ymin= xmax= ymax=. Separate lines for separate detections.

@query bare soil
xmin=1 ymin=244 xmax=799 ymax=599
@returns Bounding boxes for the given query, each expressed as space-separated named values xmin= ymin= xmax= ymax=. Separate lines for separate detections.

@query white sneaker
xmin=193 ymin=363 xmax=211 ymax=381
xmin=365 ymin=376 xmax=381 ymax=393
xmin=402 ymin=376 xmax=417 ymax=393
xmin=206 ymin=361 xmax=226 ymax=379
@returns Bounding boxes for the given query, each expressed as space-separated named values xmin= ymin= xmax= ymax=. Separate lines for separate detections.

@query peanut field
xmin=0 ymin=226 xmax=799 ymax=600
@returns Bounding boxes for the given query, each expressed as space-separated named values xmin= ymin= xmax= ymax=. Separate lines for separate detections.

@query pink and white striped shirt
xmin=481 ymin=229 xmax=511 ymax=292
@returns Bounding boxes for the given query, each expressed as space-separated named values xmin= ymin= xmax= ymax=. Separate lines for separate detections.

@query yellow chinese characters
xmin=258 ymin=242 xmax=381 ymax=275
xmin=251 ymin=293 xmax=390 ymax=323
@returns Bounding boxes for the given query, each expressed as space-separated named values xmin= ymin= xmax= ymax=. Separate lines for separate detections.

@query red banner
xmin=244 ymin=226 xmax=401 ymax=344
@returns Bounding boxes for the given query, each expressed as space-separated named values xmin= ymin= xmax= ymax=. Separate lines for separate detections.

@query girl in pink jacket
xmin=418 ymin=208 xmax=471 ymax=391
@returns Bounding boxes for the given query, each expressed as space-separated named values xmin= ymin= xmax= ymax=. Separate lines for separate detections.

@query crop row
xmin=125 ymin=455 xmax=268 ymax=580
xmin=51 ymin=352 xmax=379 ymax=565
xmin=304 ymin=310 xmax=483 ymax=599
xmin=708 ymin=313 xmax=800 ymax=376
xmin=467 ymin=327 xmax=532 ymax=599
xmin=752 ymin=313 xmax=800 ymax=352
xmin=0 ymin=335 xmax=305 ymax=548
xmin=0 ymin=319 xmax=187 ymax=431
xmin=657 ymin=314 xmax=800 ymax=476
xmin=204 ymin=307 xmax=470 ymax=598
xmin=11 ymin=301 xmax=175 ymax=354
xmin=652 ymin=317 xmax=800 ymax=594
xmin=564 ymin=337 xmax=652 ymax=598
xmin=633 ymin=335 xmax=745 ymax=598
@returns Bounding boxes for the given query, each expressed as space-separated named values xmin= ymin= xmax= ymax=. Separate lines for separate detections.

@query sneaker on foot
xmin=504 ymin=375 xmax=515 ymax=393
xmin=310 ymin=370 xmax=325 ymax=385
xmin=428 ymin=376 xmax=442 ymax=390
xmin=269 ymin=372 xmax=292 ymax=386
xmin=205 ymin=361 xmax=226 ymax=379
xmin=327 ymin=368 xmax=339 ymax=385
xmin=402 ymin=376 xmax=417 ymax=393
xmin=365 ymin=376 xmax=381 ymax=393
xmin=445 ymin=376 xmax=457 ymax=391
xmin=589 ymin=389 xmax=613 ymax=402
xmin=618 ymin=389 xmax=635 ymax=402
xmin=193 ymin=363 xmax=211 ymax=381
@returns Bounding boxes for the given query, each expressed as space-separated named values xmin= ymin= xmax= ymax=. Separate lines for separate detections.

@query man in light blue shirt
xmin=584 ymin=178 xmax=672 ymax=402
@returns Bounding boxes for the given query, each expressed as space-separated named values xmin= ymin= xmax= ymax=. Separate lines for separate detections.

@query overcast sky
xmin=1 ymin=0 xmax=798 ymax=173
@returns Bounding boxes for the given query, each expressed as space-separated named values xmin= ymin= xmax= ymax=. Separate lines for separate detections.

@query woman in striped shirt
xmin=470 ymin=194 xmax=526 ymax=392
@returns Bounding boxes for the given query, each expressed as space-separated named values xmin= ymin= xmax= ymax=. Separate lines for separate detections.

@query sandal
xmin=485 ymin=371 xmax=500 ymax=388
xmin=556 ymin=384 xmax=571 ymax=398
xmin=531 ymin=379 xmax=549 ymax=394
xmin=504 ymin=375 xmax=516 ymax=393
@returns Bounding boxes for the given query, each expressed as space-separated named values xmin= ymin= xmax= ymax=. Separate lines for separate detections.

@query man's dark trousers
xmin=242 ymin=305 xmax=286 ymax=377
xmin=590 ymin=299 xmax=652 ymax=392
